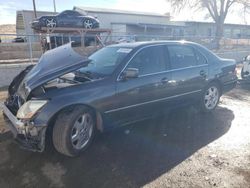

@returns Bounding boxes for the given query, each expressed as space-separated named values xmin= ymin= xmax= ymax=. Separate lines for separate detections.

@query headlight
xmin=17 ymin=100 xmax=48 ymax=119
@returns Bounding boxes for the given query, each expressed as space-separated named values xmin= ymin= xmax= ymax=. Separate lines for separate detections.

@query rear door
xmin=105 ymin=45 xmax=173 ymax=125
xmin=167 ymin=44 xmax=209 ymax=103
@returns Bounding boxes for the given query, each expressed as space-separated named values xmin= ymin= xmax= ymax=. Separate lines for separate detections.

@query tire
xmin=83 ymin=19 xmax=94 ymax=29
xmin=200 ymin=83 xmax=221 ymax=113
xmin=52 ymin=106 xmax=96 ymax=157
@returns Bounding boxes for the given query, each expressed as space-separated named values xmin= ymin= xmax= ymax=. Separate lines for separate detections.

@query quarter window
xmin=127 ymin=46 xmax=167 ymax=75
xmin=195 ymin=50 xmax=207 ymax=65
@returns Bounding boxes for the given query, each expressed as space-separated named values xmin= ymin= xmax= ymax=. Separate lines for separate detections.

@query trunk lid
xmin=220 ymin=58 xmax=236 ymax=73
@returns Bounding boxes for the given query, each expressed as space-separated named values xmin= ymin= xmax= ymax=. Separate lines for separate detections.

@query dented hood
xmin=22 ymin=43 xmax=91 ymax=93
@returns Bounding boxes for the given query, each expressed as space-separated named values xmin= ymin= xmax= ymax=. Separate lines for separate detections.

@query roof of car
xmin=108 ymin=40 xmax=197 ymax=49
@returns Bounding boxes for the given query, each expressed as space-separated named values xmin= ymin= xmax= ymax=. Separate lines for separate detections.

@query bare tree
xmin=167 ymin=0 xmax=250 ymax=48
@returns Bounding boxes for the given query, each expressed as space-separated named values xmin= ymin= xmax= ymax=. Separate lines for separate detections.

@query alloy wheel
xmin=71 ymin=113 xmax=94 ymax=150
xmin=46 ymin=18 xmax=56 ymax=28
xmin=204 ymin=86 xmax=219 ymax=110
xmin=84 ymin=19 xmax=93 ymax=29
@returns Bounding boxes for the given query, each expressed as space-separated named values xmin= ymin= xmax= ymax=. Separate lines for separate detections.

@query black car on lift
xmin=31 ymin=10 xmax=99 ymax=31
xmin=2 ymin=41 xmax=237 ymax=157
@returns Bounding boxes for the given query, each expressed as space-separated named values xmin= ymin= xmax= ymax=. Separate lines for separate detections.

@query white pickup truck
xmin=241 ymin=55 xmax=250 ymax=79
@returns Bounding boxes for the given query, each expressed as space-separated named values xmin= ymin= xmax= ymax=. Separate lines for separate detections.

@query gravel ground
xmin=0 ymin=83 xmax=250 ymax=188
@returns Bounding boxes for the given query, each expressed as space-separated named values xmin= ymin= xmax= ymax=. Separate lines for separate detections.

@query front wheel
xmin=46 ymin=18 xmax=57 ymax=28
xmin=83 ymin=19 xmax=94 ymax=29
xmin=52 ymin=106 xmax=95 ymax=157
xmin=200 ymin=83 xmax=221 ymax=113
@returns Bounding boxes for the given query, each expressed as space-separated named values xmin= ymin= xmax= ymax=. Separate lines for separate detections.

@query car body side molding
xmin=105 ymin=89 xmax=202 ymax=114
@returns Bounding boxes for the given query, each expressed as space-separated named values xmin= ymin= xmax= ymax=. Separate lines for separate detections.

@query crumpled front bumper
xmin=1 ymin=103 xmax=46 ymax=152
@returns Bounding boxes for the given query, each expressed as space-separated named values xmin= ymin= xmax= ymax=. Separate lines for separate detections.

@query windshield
xmin=78 ymin=47 xmax=132 ymax=76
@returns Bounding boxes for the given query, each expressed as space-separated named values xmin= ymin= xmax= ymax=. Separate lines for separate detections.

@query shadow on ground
xmin=0 ymin=106 xmax=234 ymax=188
xmin=225 ymin=81 xmax=250 ymax=101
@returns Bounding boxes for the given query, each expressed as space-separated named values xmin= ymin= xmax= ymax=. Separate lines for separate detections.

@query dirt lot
xmin=0 ymin=24 xmax=16 ymax=34
xmin=0 ymin=83 xmax=250 ymax=188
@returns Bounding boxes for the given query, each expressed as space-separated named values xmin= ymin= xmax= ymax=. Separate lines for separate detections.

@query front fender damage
xmin=15 ymin=123 xmax=47 ymax=152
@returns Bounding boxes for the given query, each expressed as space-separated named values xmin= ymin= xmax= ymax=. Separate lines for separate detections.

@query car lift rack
xmin=37 ymin=27 xmax=112 ymax=48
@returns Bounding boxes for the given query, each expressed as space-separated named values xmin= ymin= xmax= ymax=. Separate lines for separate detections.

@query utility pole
xmin=32 ymin=0 xmax=37 ymax=18
xmin=53 ymin=0 xmax=56 ymax=13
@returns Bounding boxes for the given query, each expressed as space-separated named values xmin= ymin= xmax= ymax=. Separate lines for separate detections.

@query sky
xmin=0 ymin=0 xmax=249 ymax=25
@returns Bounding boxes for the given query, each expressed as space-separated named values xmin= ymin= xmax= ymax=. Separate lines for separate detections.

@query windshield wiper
xmin=60 ymin=77 xmax=81 ymax=84
xmin=75 ymin=71 xmax=93 ymax=81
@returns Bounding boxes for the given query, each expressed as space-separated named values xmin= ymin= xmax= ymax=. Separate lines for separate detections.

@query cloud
xmin=0 ymin=4 xmax=16 ymax=24
xmin=0 ymin=1 xmax=33 ymax=24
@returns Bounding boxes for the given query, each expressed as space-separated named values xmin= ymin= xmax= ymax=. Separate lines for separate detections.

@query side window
xmin=195 ymin=49 xmax=207 ymax=65
xmin=60 ymin=11 xmax=75 ymax=18
xmin=66 ymin=11 xmax=74 ymax=17
xmin=168 ymin=45 xmax=197 ymax=69
xmin=127 ymin=46 xmax=167 ymax=75
xmin=59 ymin=11 xmax=69 ymax=18
xmin=73 ymin=11 xmax=81 ymax=16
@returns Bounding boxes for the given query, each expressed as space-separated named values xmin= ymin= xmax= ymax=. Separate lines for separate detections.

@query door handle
xmin=200 ymin=70 xmax=207 ymax=77
xmin=161 ymin=77 xmax=169 ymax=84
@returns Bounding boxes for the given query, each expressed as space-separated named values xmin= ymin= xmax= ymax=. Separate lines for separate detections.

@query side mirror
xmin=120 ymin=68 xmax=139 ymax=80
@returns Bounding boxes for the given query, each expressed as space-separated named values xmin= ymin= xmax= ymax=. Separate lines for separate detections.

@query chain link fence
xmin=1 ymin=33 xmax=250 ymax=63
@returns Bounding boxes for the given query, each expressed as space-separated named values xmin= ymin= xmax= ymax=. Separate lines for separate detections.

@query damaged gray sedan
xmin=2 ymin=41 xmax=237 ymax=156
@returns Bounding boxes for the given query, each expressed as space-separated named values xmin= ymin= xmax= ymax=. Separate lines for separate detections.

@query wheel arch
xmin=46 ymin=103 xmax=104 ymax=134
xmin=207 ymin=79 xmax=223 ymax=95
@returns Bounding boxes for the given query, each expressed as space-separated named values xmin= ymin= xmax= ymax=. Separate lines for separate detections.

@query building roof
xmin=176 ymin=21 xmax=250 ymax=27
xmin=74 ymin=6 xmax=170 ymax=18
xmin=111 ymin=22 xmax=186 ymax=28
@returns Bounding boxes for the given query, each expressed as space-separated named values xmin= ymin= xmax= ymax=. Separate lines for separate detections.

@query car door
xmin=57 ymin=11 xmax=75 ymax=27
xmin=105 ymin=45 xmax=174 ymax=125
xmin=167 ymin=44 xmax=209 ymax=104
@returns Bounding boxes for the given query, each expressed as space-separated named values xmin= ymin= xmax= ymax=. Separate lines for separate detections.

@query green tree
xmin=167 ymin=0 xmax=250 ymax=48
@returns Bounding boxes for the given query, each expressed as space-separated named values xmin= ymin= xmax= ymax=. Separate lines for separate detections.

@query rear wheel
xmin=200 ymin=83 xmax=221 ymax=113
xmin=52 ymin=106 xmax=95 ymax=157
